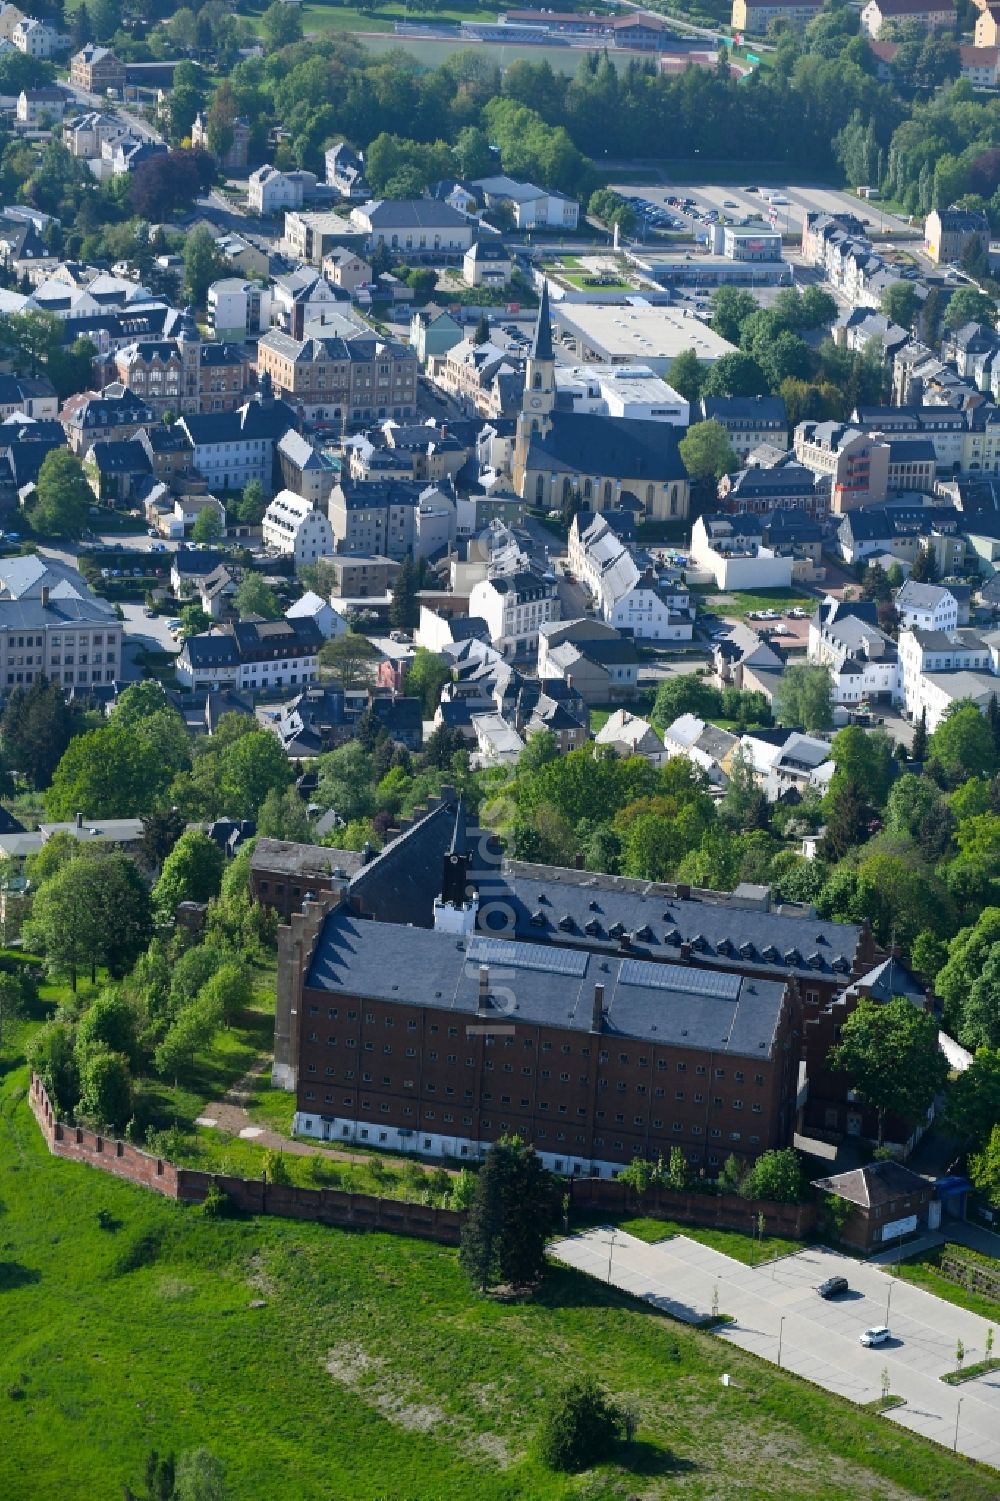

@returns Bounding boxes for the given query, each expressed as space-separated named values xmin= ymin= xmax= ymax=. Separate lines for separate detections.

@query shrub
xmin=198 ymin=1183 xmax=229 ymax=1219
xmin=537 ymin=1377 xmax=632 ymax=1471
xmin=262 ymin=1150 xmax=291 ymax=1186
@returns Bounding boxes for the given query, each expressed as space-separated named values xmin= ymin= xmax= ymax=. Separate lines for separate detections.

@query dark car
xmin=817 ymin=1275 xmax=849 ymax=1299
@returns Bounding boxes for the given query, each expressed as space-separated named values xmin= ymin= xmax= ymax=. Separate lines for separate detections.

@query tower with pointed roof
xmin=513 ymin=278 xmax=555 ymax=489
xmin=433 ymin=799 xmax=479 ymax=935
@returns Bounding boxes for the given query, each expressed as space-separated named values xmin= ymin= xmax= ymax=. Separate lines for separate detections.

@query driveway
xmin=550 ymin=1229 xmax=1000 ymax=1469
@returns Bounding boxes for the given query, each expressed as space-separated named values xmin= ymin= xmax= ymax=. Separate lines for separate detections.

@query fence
xmin=569 ymin=1175 xmax=818 ymax=1240
xmin=28 ymin=1074 xmax=465 ymax=1246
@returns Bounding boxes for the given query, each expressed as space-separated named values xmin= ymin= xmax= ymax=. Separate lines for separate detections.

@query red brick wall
xmin=28 ymin=1074 xmax=463 ymax=1245
xmin=569 ymin=1175 xmax=817 ymax=1239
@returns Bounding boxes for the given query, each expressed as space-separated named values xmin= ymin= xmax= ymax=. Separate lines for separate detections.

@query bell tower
xmin=520 ymin=277 xmax=556 ymax=440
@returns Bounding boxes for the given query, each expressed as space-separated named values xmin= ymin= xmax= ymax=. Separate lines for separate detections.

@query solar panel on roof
xmin=618 ymin=958 xmax=741 ymax=1001
xmin=466 ymin=936 xmax=588 ymax=978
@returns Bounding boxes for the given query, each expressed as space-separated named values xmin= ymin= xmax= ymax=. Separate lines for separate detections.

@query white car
xmin=860 ymin=1326 xmax=891 ymax=1347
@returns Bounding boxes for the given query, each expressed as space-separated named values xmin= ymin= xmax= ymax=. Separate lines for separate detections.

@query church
xmin=510 ymin=281 xmax=691 ymax=522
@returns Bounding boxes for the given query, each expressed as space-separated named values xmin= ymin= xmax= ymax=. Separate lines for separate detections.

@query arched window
xmin=535 ymin=474 xmax=545 ymax=503
xmin=533 ymin=372 xmax=542 ymax=389
xmin=584 ymin=479 xmax=592 ymax=498
xmin=646 ymin=484 xmax=654 ymax=506
xmin=603 ymin=481 xmax=612 ymax=504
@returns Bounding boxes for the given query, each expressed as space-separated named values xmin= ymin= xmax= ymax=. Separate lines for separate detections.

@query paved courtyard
xmin=550 ymin=1229 xmax=1000 ymax=1470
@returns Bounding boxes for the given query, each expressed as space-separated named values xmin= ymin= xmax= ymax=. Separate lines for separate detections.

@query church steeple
xmin=520 ymin=277 xmax=555 ymax=444
xmin=531 ymin=276 xmax=554 ymax=363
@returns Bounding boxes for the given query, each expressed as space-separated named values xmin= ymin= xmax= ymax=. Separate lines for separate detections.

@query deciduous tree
xmin=830 ymin=995 xmax=948 ymax=1145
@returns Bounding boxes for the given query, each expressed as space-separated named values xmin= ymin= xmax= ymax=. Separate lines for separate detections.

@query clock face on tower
xmin=530 ymin=397 xmax=542 ymax=408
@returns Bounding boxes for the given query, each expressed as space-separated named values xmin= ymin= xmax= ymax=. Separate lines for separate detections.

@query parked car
xmin=860 ymin=1326 xmax=891 ymax=1347
xmin=817 ymin=1276 xmax=849 ymax=1299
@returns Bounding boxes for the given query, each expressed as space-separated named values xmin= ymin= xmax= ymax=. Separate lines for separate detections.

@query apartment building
xmin=861 ymin=0 xmax=953 ymax=37
xmin=70 ymin=45 xmax=125 ymax=94
xmin=0 ymin=555 xmax=121 ymax=692
xmin=730 ymin=0 xmax=822 ymax=30
xmin=898 ymin=625 xmax=999 ymax=727
xmin=700 ymin=395 xmax=788 ymax=459
xmin=924 ymin=205 xmax=990 ymax=265
xmin=793 ymin=421 xmax=890 ymax=511
xmin=469 ymin=567 xmax=560 ymax=660
xmin=256 ymin=331 xmax=417 ymax=423
xmin=261 ymin=489 xmax=335 ymax=568
xmin=175 ymin=616 xmax=323 ymax=692
xmin=206 ymin=278 xmax=273 ymax=343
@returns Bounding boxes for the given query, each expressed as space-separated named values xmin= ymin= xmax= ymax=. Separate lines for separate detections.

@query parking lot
xmin=551 ymin=1228 xmax=1000 ymax=1469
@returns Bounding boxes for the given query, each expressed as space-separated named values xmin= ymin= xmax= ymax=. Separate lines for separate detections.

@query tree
xmin=192 ymin=507 xmax=224 ymax=545
xmin=667 ymin=349 xmax=705 ymax=405
xmin=742 ymin=1148 xmax=804 ymax=1203
xmin=406 ymin=647 xmax=451 ymax=716
xmin=861 ymin=560 xmax=891 ymax=604
xmin=46 ymin=718 xmax=189 ymax=820
xmin=179 ymin=604 xmax=212 ymax=639
xmin=174 ymin=1448 xmax=228 ymax=1501
xmin=472 ymin=313 xmax=490 ymax=346
xmin=0 ymin=308 xmax=61 ymax=377
xmin=89 ymin=0 xmax=121 ymax=42
xmin=389 ymin=557 xmax=419 ymax=631
xmin=678 ymin=419 xmax=740 ymax=481
xmin=183 ymin=227 xmax=227 ymax=308
xmin=154 ymin=991 xmax=221 ymax=1081
xmin=701 ymin=351 xmax=769 ymax=399
xmin=650 ymin=673 xmax=722 ymax=728
xmin=25 ymin=854 xmax=152 ymax=989
xmin=198 ymin=962 xmax=253 ymax=1028
xmin=943 ymin=285 xmax=997 ymax=331
xmin=0 ymin=970 xmax=27 ymax=1054
xmin=78 ymin=1049 xmax=132 ymax=1132
xmin=459 ymin=1135 xmax=554 ymax=1292
xmin=970 ymin=1122 xmax=1000 ymax=1208
xmin=0 ymin=674 xmax=76 ymax=788
xmin=537 ymin=1377 xmax=631 ymax=1471
xmin=75 ymin=988 xmax=140 ymax=1070
xmin=774 ymin=664 xmax=833 ymax=733
xmin=830 ymin=995 xmax=948 ymax=1145
xmin=827 ymin=725 xmax=894 ymax=808
xmin=910 ymin=544 xmax=938 ymax=584
xmin=29 ymin=449 xmax=91 ymax=539
xmin=257 ymin=783 xmax=314 ymax=843
xmin=235 ymin=573 xmax=281 ymax=621
xmin=880 ymin=281 xmax=919 ymax=330
xmin=709 ymin=285 xmax=758 ymax=344
xmin=944 ymin=1048 xmax=1000 ymax=1149
xmin=152 ymin=831 xmax=224 ymax=917
xmin=912 ymin=706 xmax=928 ymax=762
xmin=231 ymin=478 xmax=267 ymax=526
xmin=929 ymin=701 xmax=997 ymax=783
xmin=130 ymin=150 xmax=213 ymax=221
xmin=319 ymin=632 xmax=377 ymax=689
xmin=820 ymin=776 xmax=869 ymax=861
xmin=27 ymin=1020 xmax=79 ymax=1115
xmin=260 ymin=0 xmax=304 ymax=50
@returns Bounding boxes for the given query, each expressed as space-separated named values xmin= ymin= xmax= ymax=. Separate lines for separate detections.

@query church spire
xmin=532 ymin=277 xmax=554 ymax=363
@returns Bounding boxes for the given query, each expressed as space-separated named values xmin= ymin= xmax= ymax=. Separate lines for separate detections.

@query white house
xmin=285 ymin=590 xmax=347 ymax=640
xmin=660 ymin=713 xmax=737 ymax=786
xmin=689 ymin=514 xmax=794 ymax=591
xmin=469 ymin=567 xmax=559 ymax=660
xmin=349 ymin=200 xmax=477 ymax=260
xmin=248 ymin=165 xmax=316 ymax=217
xmin=472 ymin=175 xmax=579 ymax=231
xmin=470 ymin=710 xmax=525 ymax=766
xmin=15 ymin=85 xmax=67 ymax=129
xmin=13 ymin=17 xmax=60 ymax=56
xmin=895 ymin=580 xmax=960 ymax=634
xmin=808 ymin=598 xmax=900 ymax=706
xmin=898 ymin=625 xmax=1000 ymax=728
xmin=176 ymin=617 xmax=322 ymax=692
xmin=261 ymin=489 xmax=335 ymax=568
xmin=594 ymin=709 xmax=667 ymax=767
xmin=739 ymin=729 xmax=833 ymax=800
xmin=207 ymin=277 xmax=272 ymax=342
xmin=569 ymin=512 xmax=693 ymax=641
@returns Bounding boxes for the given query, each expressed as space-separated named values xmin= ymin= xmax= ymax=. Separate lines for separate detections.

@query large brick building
xmin=275 ymin=799 xmax=885 ymax=1176
xmin=256 ymin=331 xmax=417 ymax=424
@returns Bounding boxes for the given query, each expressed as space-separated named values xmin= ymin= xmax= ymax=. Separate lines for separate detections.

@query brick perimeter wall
xmin=28 ymin=1074 xmax=815 ymax=1247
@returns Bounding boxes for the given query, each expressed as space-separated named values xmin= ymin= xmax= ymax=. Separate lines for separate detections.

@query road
xmin=39 ymin=535 xmax=181 ymax=681
xmin=64 ymin=82 xmax=163 ymax=144
xmin=552 ymin=1229 xmax=1000 ymax=1470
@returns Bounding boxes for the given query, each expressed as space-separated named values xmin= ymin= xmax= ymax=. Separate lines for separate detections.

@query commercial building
xmin=175 ymin=616 xmax=323 ymax=693
xmin=701 ymin=395 xmax=787 ymax=459
xmin=349 ymin=200 xmax=477 ymax=262
xmin=923 ymin=205 xmax=990 ymax=265
xmin=174 ymin=379 xmax=297 ymax=495
xmin=469 ymin=567 xmax=560 ymax=660
xmin=0 ymin=555 xmax=122 ymax=691
xmin=554 ymin=302 xmax=736 ymax=376
xmin=690 ymin=514 xmax=795 ymax=591
xmin=282 ymin=210 xmax=366 ymax=267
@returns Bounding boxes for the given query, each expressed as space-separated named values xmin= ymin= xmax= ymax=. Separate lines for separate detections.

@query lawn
xmin=245 ymin=1 xmax=509 ymax=35
xmin=703 ymin=588 xmax=815 ymax=620
xmin=895 ymin=1244 xmax=1000 ymax=1326
xmin=1 ymin=1061 xmax=997 ymax=1501
xmin=615 ymin=1214 xmax=802 ymax=1266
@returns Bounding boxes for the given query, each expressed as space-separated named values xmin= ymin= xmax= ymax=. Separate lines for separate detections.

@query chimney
xmin=478 ymin=964 xmax=489 ymax=1012
xmin=41 ymin=585 xmax=49 ymax=607
xmin=680 ymin=941 xmax=692 ymax=961
xmin=76 ymin=811 xmax=83 ymax=828
xmin=591 ymin=982 xmax=604 ymax=1033
xmin=574 ymin=851 xmax=584 ymax=870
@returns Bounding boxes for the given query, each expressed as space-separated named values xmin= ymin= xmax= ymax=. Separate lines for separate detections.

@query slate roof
xmin=349 ymin=795 xmax=495 ymax=928
xmin=492 ymin=860 xmax=864 ymax=984
xmin=811 ymin=1160 xmax=931 ymax=1209
xmin=526 ymin=411 xmax=687 ymax=482
xmin=895 ymin=581 xmax=954 ymax=612
xmin=183 ymin=633 xmax=239 ymax=669
xmin=361 ymin=199 xmax=473 ymax=230
xmin=87 ymin=440 xmax=152 ymax=475
xmin=305 ymin=906 xmax=789 ymax=1057
xmin=701 ymin=395 xmax=786 ymax=425
xmin=173 ymin=548 xmax=225 ymax=576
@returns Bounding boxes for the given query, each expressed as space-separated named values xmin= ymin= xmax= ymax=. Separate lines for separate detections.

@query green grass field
xmin=1 ymin=1039 xmax=997 ymax=1501
xmin=895 ymin=1244 xmax=1000 ymax=1326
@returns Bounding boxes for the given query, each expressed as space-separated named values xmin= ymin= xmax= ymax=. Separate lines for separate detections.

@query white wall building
xmin=808 ymin=601 xmax=900 ymax=705
xmin=285 ymin=590 xmax=347 ymax=640
xmin=469 ymin=568 xmax=559 ymax=660
xmin=13 ymin=17 xmax=60 ymax=56
xmin=553 ymin=364 xmax=689 ymax=424
xmin=569 ymin=512 xmax=693 ymax=641
xmin=689 ymin=515 xmax=794 ymax=591
xmin=248 ymin=165 xmax=315 ymax=217
xmin=895 ymin=580 xmax=960 ymax=634
xmin=898 ymin=625 xmax=999 ymax=727
xmin=207 ymin=278 xmax=272 ymax=342
xmin=261 ymin=489 xmax=335 ymax=568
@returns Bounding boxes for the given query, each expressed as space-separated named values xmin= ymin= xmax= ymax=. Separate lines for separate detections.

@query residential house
xmin=174 ymin=379 xmax=297 ymax=495
xmin=261 ymin=489 xmax=335 ymax=568
xmin=324 ymin=142 xmax=370 ymax=200
xmin=282 ymin=209 xmax=366 ymax=267
xmin=661 ymin=713 xmax=737 ymax=785
xmin=13 ymin=17 xmax=61 ymax=57
xmin=471 ymin=175 xmax=579 ymax=231
xmin=836 ymin=504 xmax=966 ymax=573
xmin=285 ymin=590 xmax=347 ymax=641
xmin=60 ymin=385 xmax=155 ymax=454
xmin=0 ymin=373 xmax=56 ymax=420
xmin=898 ymin=624 xmax=998 ymax=727
xmin=568 ymin=511 xmax=694 ymax=640
xmin=16 ymin=85 xmax=68 ymax=130
xmin=712 ymin=622 xmax=784 ymax=698
xmin=924 ymin=205 xmax=990 ymax=265
xmin=808 ymin=598 xmax=899 ymax=706
xmin=861 ymin=0 xmax=954 ymax=37
xmin=594 ymin=708 xmax=667 ymax=767
xmin=0 ymin=554 xmax=122 ymax=691
xmin=175 ymin=616 xmax=323 ymax=692
xmin=700 ymin=395 xmax=788 ymax=459
xmin=739 ymin=727 xmax=833 ymax=800
xmin=277 ymin=429 xmax=338 ymax=508
xmin=463 ymin=240 xmax=512 ymax=289
xmin=82 ymin=439 xmax=152 ymax=505
xmin=469 ymin=566 xmax=560 ymax=660
xmin=270 ymin=268 xmax=358 ymax=341
xmin=321 ymin=246 xmax=371 ymax=294
xmin=207 ymin=279 xmax=273 ymax=343
xmin=113 ymin=323 xmax=250 ymax=419
xmin=190 ymin=110 xmax=249 ymax=173
xmin=730 ymin=0 xmax=823 ymax=31
xmin=718 ymin=457 xmax=825 ymax=516
xmin=975 ymin=3 xmax=1000 ymax=45
xmin=70 ymin=45 xmax=125 ymax=94
xmin=895 ymin=580 xmax=960 ymax=632
xmin=327 ymin=554 xmax=400 ymax=599
xmin=430 ymin=336 xmax=525 ymax=419
xmin=349 ymin=199 xmax=477 ymax=261
xmin=256 ymin=331 xmax=417 ymax=424
xmin=248 ymin=165 xmax=318 ymax=217
xmin=63 ymin=111 xmax=126 ymax=159
xmin=537 ymin=617 xmax=640 ymax=703
xmin=409 ymin=304 xmax=464 ymax=366
xmin=794 ymin=421 xmax=890 ymax=511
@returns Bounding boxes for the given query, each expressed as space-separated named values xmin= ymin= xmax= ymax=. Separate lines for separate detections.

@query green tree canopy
xmin=152 ymin=831 xmax=224 ymax=917
xmin=235 ymin=573 xmax=282 ymax=621
xmin=830 ymin=994 xmax=948 ymax=1144
xmin=774 ymin=664 xmax=833 ymax=733
xmin=678 ymin=419 xmax=740 ymax=480
xmin=929 ymin=701 xmax=997 ymax=782
xmin=459 ymin=1135 xmax=555 ymax=1292
xmin=30 ymin=449 xmax=91 ymax=539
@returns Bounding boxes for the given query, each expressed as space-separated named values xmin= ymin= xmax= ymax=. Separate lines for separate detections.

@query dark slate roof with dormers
xmin=525 ymin=412 xmax=687 ymax=482
xmin=304 ymin=905 xmax=790 ymax=1058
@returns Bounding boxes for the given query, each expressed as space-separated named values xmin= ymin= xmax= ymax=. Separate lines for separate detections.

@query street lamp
xmin=777 ymin=1314 xmax=785 ymax=1369
xmin=954 ymin=1395 xmax=963 ymax=1452
xmin=607 ymin=1227 xmax=618 ymax=1284
xmin=886 ymin=1277 xmax=894 ymax=1326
